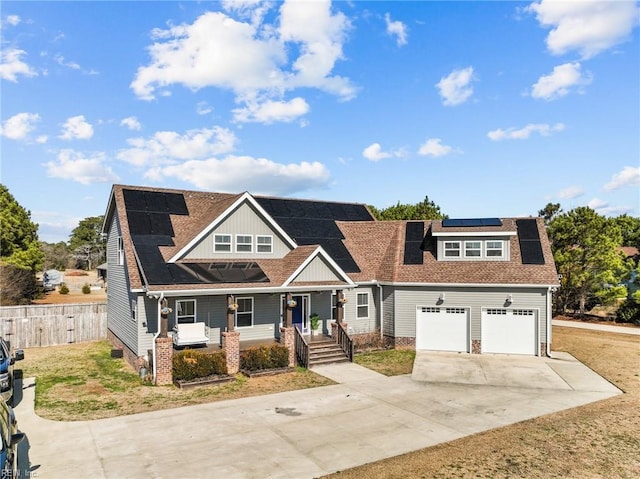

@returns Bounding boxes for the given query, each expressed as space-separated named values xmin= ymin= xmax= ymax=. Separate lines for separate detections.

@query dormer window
xmin=236 ymin=235 xmax=252 ymax=253
xmin=444 ymin=241 xmax=461 ymax=257
xmin=214 ymin=234 xmax=231 ymax=252
xmin=464 ymin=241 xmax=481 ymax=258
xmin=486 ymin=241 xmax=504 ymax=258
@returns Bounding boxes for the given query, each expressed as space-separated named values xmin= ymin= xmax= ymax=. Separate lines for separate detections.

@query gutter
xmin=546 ymin=286 xmax=556 ymax=358
xmin=377 ymin=281 xmax=560 ymax=289
xmin=144 ymin=284 xmax=354 ymax=298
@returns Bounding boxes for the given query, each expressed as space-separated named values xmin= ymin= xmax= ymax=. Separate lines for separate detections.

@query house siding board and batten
xmin=184 ymin=202 xmax=292 ymax=260
xmin=102 ymin=184 xmax=558 ymax=365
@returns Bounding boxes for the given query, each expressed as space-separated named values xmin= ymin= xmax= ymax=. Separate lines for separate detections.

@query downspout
xmin=152 ymin=292 xmax=164 ymax=384
xmin=377 ymin=282 xmax=384 ymax=342
xmin=546 ymin=287 xmax=554 ymax=358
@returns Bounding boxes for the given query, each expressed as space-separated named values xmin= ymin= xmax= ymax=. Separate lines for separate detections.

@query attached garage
xmin=416 ymin=306 xmax=469 ymax=352
xmin=481 ymin=308 xmax=537 ymax=355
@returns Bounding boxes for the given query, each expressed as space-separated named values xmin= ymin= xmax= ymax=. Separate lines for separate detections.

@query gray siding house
xmin=102 ymin=185 xmax=559 ymax=369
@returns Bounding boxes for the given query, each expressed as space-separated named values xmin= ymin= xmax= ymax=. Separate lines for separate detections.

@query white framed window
xmin=236 ymin=235 xmax=252 ymax=253
xmin=176 ymin=299 xmax=196 ymax=324
xmin=235 ymin=297 xmax=253 ymax=328
xmin=357 ymin=292 xmax=369 ymax=319
xmin=131 ymin=299 xmax=137 ymax=321
xmin=117 ymin=236 xmax=125 ymax=265
xmin=444 ymin=241 xmax=461 ymax=257
xmin=486 ymin=240 xmax=503 ymax=258
xmin=464 ymin=241 xmax=482 ymax=258
xmin=256 ymin=235 xmax=273 ymax=253
xmin=214 ymin=234 xmax=231 ymax=252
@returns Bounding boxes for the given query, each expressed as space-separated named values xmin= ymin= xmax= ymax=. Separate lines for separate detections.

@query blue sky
xmin=1 ymin=0 xmax=639 ymax=244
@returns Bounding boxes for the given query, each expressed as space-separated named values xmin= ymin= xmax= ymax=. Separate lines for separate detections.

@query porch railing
xmin=294 ymin=325 xmax=309 ymax=368
xmin=336 ymin=322 xmax=354 ymax=362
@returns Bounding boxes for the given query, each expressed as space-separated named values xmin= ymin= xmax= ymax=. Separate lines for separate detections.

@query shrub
xmin=616 ymin=297 xmax=640 ymax=325
xmin=82 ymin=283 xmax=91 ymax=294
xmin=240 ymin=344 xmax=289 ymax=371
xmin=172 ymin=349 xmax=227 ymax=381
xmin=58 ymin=282 xmax=69 ymax=295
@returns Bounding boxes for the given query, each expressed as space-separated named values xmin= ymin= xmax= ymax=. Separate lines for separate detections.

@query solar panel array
xmin=256 ymin=197 xmax=374 ymax=273
xmin=442 ymin=218 xmax=503 ymax=227
xmin=516 ymin=219 xmax=545 ymax=265
xmin=404 ymin=222 xmax=425 ymax=265
xmin=122 ymin=188 xmax=266 ymax=286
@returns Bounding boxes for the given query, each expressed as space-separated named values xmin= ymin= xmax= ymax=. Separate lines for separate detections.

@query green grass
xmin=354 ymin=349 xmax=415 ymax=376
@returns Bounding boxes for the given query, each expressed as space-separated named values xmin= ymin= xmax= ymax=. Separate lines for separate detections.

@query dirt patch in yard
xmin=325 ymin=326 xmax=640 ymax=479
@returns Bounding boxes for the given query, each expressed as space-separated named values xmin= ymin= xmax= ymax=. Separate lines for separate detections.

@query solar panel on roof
xmin=404 ymin=222 xmax=424 ymax=265
xmin=516 ymin=219 xmax=545 ymax=265
xmin=442 ymin=218 xmax=502 ymax=227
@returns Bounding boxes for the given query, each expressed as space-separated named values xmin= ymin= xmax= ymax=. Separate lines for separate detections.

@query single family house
xmin=102 ymin=184 xmax=559 ymax=374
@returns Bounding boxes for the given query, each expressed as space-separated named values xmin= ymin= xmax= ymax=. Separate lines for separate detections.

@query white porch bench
xmin=172 ymin=322 xmax=209 ymax=347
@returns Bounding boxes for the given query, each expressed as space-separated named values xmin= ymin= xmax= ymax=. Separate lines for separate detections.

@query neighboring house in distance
xmin=102 ymin=184 xmax=559 ymax=371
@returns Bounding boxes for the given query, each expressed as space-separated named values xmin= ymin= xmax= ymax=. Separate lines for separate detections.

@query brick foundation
xmin=472 ymin=340 xmax=481 ymax=354
xmin=222 ymin=331 xmax=240 ymax=374
xmin=108 ymin=329 xmax=145 ymax=372
xmin=155 ymin=337 xmax=173 ymax=386
xmin=279 ymin=327 xmax=295 ymax=367
xmin=540 ymin=343 xmax=549 ymax=357
xmin=384 ymin=336 xmax=415 ymax=349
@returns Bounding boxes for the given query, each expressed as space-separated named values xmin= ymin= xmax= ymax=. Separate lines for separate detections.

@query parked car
xmin=0 ymin=398 xmax=23 ymax=479
xmin=0 ymin=339 xmax=23 ymax=405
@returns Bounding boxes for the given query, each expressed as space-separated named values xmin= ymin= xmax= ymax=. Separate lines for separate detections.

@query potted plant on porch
xmin=309 ymin=313 xmax=321 ymax=336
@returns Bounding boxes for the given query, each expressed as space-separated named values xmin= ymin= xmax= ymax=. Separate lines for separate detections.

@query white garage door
xmin=416 ymin=307 xmax=469 ymax=352
xmin=481 ymin=309 xmax=537 ymax=355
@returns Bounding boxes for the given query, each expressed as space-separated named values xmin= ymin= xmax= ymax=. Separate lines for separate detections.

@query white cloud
xmin=120 ymin=116 xmax=142 ymax=131
xmin=487 ymin=122 xmax=565 ymax=141
xmin=59 ymin=115 xmax=94 ymax=140
xmin=0 ymin=112 xmax=40 ymax=140
xmin=527 ymin=0 xmax=640 ymax=59
xmin=362 ymin=143 xmax=407 ymax=162
xmin=557 ymin=185 xmax=584 ymax=200
xmin=0 ymin=48 xmax=37 ymax=82
xmin=531 ymin=62 xmax=592 ymax=100
xmin=232 ymin=97 xmax=309 ymax=123
xmin=117 ymin=127 xmax=237 ymax=167
xmin=44 ymin=149 xmax=118 ymax=185
xmin=417 ymin=138 xmax=457 ymax=157
xmin=131 ymin=2 xmax=355 ymax=123
xmin=385 ymin=13 xmax=408 ymax=46
xmin=6 ymin=15 xmax=21 ymax=27
xmin=603 ymin=166 xmax=640 ymax=191
xmin=36 ymin=135 xmax=48 ymax=144
xmin=152 ymin=155 xmax=331 ymax=196
xmin=54 ymin=54 xmax=80 ymax=70
xmin=196 ymin=101 xmax=213 ymax=115
xmin=587 ymin=197 xmax=608 ymax=210
xmin=436 ymin=66 xmax=475 ymax=106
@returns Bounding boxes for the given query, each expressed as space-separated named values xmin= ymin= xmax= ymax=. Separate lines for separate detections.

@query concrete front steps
xmin=308 ymin=337 xmax=350 ymax=366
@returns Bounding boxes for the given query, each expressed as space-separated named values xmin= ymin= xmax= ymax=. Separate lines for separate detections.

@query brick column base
xmin=331 ymin=321 xmax=348 ymax=342
xmin=280 ymin=327 xmax=295 ymax=367
xmin=222 ymin=331 xmax=240 ymax=374
xmin=540 ymin=343 xmax=549 ymax=357
xmin=155 ymin=337 xmax=173 ymax=386
xmin=471 ymin=340 xmax=481 ymax=354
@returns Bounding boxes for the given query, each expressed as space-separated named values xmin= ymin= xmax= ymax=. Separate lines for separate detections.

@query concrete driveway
xmin=15 ymin=352 xmax=621 ymax=479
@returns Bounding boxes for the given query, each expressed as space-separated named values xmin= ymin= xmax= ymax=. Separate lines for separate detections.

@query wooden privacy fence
xmin=0 ymin=303 xmax=107 ymax=349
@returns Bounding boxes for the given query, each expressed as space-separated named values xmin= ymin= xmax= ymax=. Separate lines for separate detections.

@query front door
xmin=290 ymin=295 xmax=310 ymax=333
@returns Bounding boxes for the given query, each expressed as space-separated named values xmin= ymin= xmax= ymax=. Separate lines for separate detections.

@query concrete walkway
xmin=553 ymin=319 xmax=640 ymax=335
xmin=15 ymin=353 xmax=621 ymax=479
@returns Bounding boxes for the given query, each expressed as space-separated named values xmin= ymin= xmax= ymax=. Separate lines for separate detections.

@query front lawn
xmin=18 ymin=340 xmax=334 ymax=421
xmin=354 ymin=349 xmax=415 ymax=376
